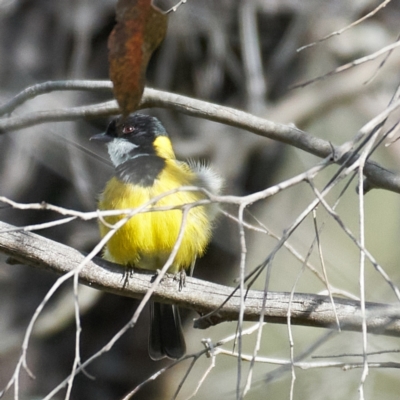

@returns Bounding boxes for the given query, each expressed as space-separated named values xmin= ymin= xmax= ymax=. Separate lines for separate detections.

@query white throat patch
xmin=107 ymin=139 xmax=139 ymax=166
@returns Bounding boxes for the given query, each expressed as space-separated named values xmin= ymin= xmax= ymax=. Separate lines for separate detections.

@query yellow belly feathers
xmin=98 ymin=159 xmax=211 ymax=273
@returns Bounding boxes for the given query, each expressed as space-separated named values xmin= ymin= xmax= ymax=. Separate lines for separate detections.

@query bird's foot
xmin=173 ymin=269 xmax=186 ymax=292
xmin=122 ymin=267 xmax=135 ymax=288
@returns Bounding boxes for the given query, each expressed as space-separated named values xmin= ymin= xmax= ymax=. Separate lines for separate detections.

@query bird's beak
xmin=90 ymin=132 xmax=113 ymax=142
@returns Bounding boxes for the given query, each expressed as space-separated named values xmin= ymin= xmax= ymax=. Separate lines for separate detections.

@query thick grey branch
xmin=0 ymin=220 xmax=399 ymax=337
xmin=0 ymin=82 xmax=399 ymax=193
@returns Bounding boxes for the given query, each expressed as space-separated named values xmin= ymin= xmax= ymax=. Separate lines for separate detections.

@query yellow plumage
xmin=92 ymin=113 xmax=222 ymax=360
xmin=98 ymin=138 xmax=212 ymax=273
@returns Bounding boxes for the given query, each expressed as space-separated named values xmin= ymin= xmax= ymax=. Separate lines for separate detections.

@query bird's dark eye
xmin=122 ymin=125 xmax=135 ymax=134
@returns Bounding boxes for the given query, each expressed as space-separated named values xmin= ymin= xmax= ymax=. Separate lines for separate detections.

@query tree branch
xmin=0 ymin=220 xmax=399 ymax=337
xmin=0 ymin=82 xmax=399 ymax=194
xmin=0 ymin=80 xmax=113 ymax=116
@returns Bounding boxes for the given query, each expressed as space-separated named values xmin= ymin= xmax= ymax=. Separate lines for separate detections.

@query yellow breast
xmin=98 ymin=160 xmax=212 ymax=273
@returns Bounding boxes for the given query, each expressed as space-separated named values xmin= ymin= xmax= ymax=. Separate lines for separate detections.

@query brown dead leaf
xmin=108 ymin=0 xmax=168 ymax=116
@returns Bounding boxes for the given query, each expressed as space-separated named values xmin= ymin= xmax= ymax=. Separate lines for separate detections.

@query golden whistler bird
xmin=91 ymin=113 xmax=222 ymax=360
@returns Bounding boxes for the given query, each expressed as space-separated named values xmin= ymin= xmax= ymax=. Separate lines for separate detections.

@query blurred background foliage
xmin=1 ymin=0 xmax=400 ymax=399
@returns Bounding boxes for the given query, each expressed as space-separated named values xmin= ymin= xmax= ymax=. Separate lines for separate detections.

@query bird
xmin=90 ymin=113 xmax=222 ymax=360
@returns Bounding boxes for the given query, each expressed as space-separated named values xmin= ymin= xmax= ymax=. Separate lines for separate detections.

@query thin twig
xmin=297 ymin=0 xmax=393 ymax=52
xmin=293 ymin=41 xmax=400 ymax=89
xmin=215 ymin=348 xmax=400 ymax=369
xmin=313 ymin=209 xmax=340 ymax=330
xmin=356 ymin=119 xmax=383 ymax=398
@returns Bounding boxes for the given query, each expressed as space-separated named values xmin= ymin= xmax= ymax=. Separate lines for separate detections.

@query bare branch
xmin=1 ymin=220 xmax=400 ymax=337
xmin=162 ymin=0 xmax=187 ymax=14
xmin=0 ymin=100 xmax=119 ymax=132
xmin=293 ymin=40 xmax=400 ymax=89
xmin=1 ymin=84 xmax=400 ymax=194
xmin=215 ymin=348 xmax=400 ymax=369
xmin=297 ymin=0 xmax=393 ymax=52
xmin=0 ymin=80 xmax=113 ymax=116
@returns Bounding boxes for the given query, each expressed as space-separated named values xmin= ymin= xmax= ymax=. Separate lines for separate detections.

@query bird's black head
xmin=91 ymin=114 xmax=172 ymax=167
xmin=105 ymin=114 xmax=168 ymax=141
